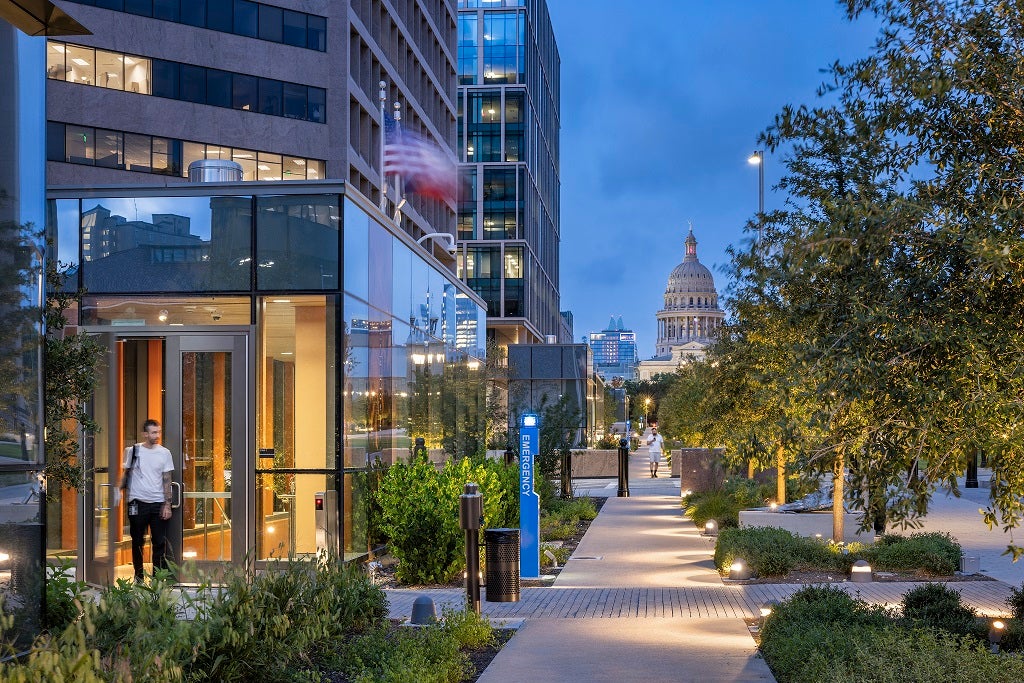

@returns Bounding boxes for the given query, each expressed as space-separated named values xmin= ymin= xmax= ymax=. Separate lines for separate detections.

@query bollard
xmin=560 ymin=449 xmax=573 ymax=500
xmin=617 ymin=438 xmax=630 ymax=497
xmin=459 ymin=482 xmax=483 ymax=614
xmin=413 ymin=437 xmax=428 ymax=463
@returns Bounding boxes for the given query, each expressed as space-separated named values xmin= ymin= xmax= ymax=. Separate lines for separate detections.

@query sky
xmin=547 ymin=1 xmax=881 ymax=358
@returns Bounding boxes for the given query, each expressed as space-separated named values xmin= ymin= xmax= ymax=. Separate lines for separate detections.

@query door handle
xmin=97 ymin=483 xmax=112 ymax=511
xmin=171 ymin=481 xmax=183 ymax=508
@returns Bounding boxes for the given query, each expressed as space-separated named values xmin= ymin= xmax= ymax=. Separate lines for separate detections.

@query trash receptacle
xmin=484 ymin=528 xmax=520 ymax=602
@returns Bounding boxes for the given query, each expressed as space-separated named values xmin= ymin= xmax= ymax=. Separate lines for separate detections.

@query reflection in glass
xmin=80 ymin=196 xmax=252 ymax=292
xmin=255 ymin=195 xmax=339 ymax=290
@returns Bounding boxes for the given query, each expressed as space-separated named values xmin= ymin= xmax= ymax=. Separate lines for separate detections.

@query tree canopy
xmin=664 ymin=0 xmax=1024 ymax=551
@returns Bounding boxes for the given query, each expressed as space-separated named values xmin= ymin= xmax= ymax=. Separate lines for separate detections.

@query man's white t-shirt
xmin=123 ymin=443 xmax=175 ymax=503
xmin=647 ymin=433 xmax=664 ymax=454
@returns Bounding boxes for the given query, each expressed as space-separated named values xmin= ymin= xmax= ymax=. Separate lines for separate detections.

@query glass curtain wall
xmin=47 ymin=186 xmax=487 ymax=569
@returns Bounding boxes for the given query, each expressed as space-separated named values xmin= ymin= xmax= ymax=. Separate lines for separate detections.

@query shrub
xmin=713 ymin=527 xmax=842 ymax=577
xmin=43 ymin=559 xmax=88 ymax=632
xmin=685 ymin=490 xmax=741 ymax=528
xmin=815 ymin=628 xmax=1024 ymax=682
xmin=376 ymin=457 xmax=518 ymax=584
xmin=335 ymin=624 xmax=470 ymax=683
xmin=873 ymin=532 xmax=961 ymax=575
xmin=439 ymin=606 xmax=494 ymax=650
xmin=900 ymin=583 xmax=979 ymax=638
xmin=759 ymin=585 xmax=892 ymax=681
xmin=1007 ymin=583 xmax=1024 ymax=621
xmin=722 ymin=478 xmax=772 ymax=508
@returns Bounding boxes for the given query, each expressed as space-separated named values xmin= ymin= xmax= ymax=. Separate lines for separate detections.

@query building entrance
xmin=82 ymin=332 xmax=250 ymax=584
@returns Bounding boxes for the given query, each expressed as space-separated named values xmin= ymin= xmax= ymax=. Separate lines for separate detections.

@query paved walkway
xmin=384 ymin=451 xmax=1021 ymax=682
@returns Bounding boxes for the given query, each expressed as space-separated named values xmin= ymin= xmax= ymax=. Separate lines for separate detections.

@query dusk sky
xmin=547 ymin=2 xmax=880 ymax=358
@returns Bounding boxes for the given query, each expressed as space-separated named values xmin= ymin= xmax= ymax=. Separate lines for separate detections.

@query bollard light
xmin=704 ymin=520 xmax=718 ymax=537
xmin=410 ymin=595 xmax=437 ymax=625
xmin=759 ymin=599 xmax=778 ymax=619
xmin=729 ymin=559 xmax=751 ymax=580
xmin=769 ymin=502 xmax=778 ymax=512
xmin=989 ymin=620 xmax=1006 ymax=652
xmin=850 ymin=559 xmax=873 ymax=583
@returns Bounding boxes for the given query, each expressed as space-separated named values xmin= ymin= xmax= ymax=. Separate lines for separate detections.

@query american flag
xmin=383 ymin=116 xmax=457 ymax=201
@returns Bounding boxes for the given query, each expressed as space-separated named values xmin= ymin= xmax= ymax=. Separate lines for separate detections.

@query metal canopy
xmin=0 ymin=0 xmax=90 ymax=36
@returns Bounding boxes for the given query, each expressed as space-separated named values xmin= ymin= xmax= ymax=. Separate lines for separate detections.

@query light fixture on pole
xmin=748 ymin=150 xmax=764 ymax=242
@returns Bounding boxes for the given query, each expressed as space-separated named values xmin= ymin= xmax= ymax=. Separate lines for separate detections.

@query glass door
xmin=82 ymin=333 xmax=249 ymax=584
xmin=165 ymin=335 xmax=249 ymax=580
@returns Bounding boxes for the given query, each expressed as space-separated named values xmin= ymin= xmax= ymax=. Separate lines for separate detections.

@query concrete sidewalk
xmin=384 ymin=453 xmax=1022 ymax=682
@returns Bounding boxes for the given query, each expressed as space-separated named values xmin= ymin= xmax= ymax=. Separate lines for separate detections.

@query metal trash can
xmin=484 ymin=528 xmax=520 ymax=602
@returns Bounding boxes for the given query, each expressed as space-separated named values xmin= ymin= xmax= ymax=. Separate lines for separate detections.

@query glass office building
xmin=588 ymin=316 xmax=638 ymax=382
xmin=47 ymin=181 xmax=487 ymax=583
xmin=456 ymin=0 xmax=563 ymax=346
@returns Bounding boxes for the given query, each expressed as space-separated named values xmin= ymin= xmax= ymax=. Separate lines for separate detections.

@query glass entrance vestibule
xmin=46 ymin=182 xmax=488 ymax=583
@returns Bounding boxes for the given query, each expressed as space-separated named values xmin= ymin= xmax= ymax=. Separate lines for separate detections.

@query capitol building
xmin=637 ymin=227 xmax=725 ymax=380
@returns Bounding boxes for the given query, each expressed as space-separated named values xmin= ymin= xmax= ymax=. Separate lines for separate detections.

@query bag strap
xmin=123 ymin=444 xmax=139 ymax=490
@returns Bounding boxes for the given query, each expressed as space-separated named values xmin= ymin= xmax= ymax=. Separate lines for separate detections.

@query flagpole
xmin=379 ymin=80 xmax=388 ymax=212
xmin=392 ymin=101 xmax=405 ymax=225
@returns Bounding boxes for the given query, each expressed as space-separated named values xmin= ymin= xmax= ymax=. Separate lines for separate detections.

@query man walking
xmin=646 ymin=426 xmax=664 ymax=478
xmin=119 ymin=419 xmax=175 ymax=581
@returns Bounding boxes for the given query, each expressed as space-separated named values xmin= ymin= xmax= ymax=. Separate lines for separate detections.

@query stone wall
xmin=570 ymin=449 xmax=619 ymax=477
xmin=673 ymin=448 xmax=727 ymax=492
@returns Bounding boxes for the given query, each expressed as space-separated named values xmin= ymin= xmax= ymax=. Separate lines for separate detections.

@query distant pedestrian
xmin=646 ymin=427 xmax=664 ymax=478
xmin=118 ymin=419 xmax=175 ymax=581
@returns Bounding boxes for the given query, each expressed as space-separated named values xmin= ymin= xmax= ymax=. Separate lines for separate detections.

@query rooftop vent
xmin=188 ymin=159 xmax=243 ymax=183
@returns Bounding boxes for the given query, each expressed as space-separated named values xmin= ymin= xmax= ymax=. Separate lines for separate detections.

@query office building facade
xmin=47 ymin=180 xmax=487 ymax=583
xmin=47 ymin=0 xmax=459 ymax=253
xmin=455 ymin=0 xmax=561 ymax=346
xmin=588 ymin=316 xmax=638 ymax=382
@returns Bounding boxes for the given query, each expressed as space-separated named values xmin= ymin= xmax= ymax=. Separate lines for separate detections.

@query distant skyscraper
xmin=589 ymin=316 xmax=638 ymax=382
xmin=455 ymin=0 xmax=562 ymax=346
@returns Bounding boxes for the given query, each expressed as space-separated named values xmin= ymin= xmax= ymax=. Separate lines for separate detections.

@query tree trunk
xmin=776 ymin=445 xmax=786 ymax=504
xmin=833 ymin=453 xmax=845 ymax=543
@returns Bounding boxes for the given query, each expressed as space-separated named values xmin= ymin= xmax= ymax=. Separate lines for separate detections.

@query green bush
xmin=722 ymin=478 xmax=772 ymax=508
xmin=760 ymin=585 xmax=1024 ymax=683
xmin=872 ymin=532 xmax=961 ymax=575
xmin=439 ymin=606 xmax=495 ymax=650
xmin=1008 ymin=584 xmax=1024 ymax=620
xmin=43 ymin=559 xmax=88 ymax=632
xmin=760 ymin=585 xmax=893 ymax=681
xmin=713 ymin=527 xmax=841 ymax=577
xmin=900 ymin=583 xmax=979 ymax=638
xmin=376 ymin=456 xmax=518 ymax=584
xmin=685 ymin=490 xmax=742 ymax=528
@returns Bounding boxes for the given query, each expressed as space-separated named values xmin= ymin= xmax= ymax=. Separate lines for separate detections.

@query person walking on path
xmin=118 ymin=418 xmax=175 ymax=581
xmin=646 ymin=426 xmax=664 ymax=478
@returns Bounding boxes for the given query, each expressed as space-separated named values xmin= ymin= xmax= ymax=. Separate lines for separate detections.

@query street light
xmin=748 ymin=150 xmax=764 ymax=242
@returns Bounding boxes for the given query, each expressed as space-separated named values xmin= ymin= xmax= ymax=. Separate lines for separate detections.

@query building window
xmin=47 ymin=121 xmax=325 ymax=181
xmin=458 ymin=14 xmax=477 ymax=85
xmin=48 ymin=41 xmax=326 ymax=124
xmin=483 ymin=11 xmax=522 ymax=84
xmin=59 ymin=0 xmax=327 ymax=52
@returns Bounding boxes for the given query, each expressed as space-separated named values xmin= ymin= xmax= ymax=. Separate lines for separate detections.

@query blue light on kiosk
xmin=521 ymin=413 xmax=538 ymax=428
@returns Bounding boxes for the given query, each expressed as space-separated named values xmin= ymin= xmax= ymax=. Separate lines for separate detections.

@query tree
xmin=718 ymin=0 xmax=1024 ymax=547
xmin=44 ymin=258 xmax=105 ymax=493
xmin=537 ymin=393 xmax=582 ymax=499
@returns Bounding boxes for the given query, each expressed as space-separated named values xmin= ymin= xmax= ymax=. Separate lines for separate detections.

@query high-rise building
xmin=589 ymin=316 xmax=638 ymax=382
xmin=454 ymin=0 xmax=561 ymax=346
xmin=46 ymin=0 xmax=459 ymax=250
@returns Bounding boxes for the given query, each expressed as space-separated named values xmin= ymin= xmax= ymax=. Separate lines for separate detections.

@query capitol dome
xmin=653 ymin=227 xmax=724 ymax=357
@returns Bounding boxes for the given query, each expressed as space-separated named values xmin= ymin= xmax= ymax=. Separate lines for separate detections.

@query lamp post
xmin=748 ymin=150 xmax=764 ymax=241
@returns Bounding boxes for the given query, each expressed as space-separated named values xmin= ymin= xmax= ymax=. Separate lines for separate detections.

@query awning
xmin=0 ymin=0 xmax=91 ymax=37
